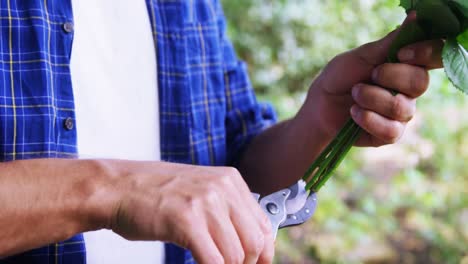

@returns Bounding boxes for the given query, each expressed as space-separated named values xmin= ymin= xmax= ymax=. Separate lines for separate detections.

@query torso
xmin=70 ymin=0 xmax=163 ymax=263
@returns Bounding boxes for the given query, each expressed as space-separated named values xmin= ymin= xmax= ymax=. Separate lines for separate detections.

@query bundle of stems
xmin=302 ymin=119 xmax=361 ymax=192
xmin=302 ymin=0 xmax=468 ymax=193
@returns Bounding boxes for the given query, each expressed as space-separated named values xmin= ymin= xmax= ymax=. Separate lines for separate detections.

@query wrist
xmin=0 ymin=158 xmax=126 ymax=256
xmin=294 ymin=95 xmax=333 ymax=149
xmin=78 ymin=159 xmax=123 ymax=231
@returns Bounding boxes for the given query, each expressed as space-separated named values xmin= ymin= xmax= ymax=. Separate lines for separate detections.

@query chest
xmin=0 ymin=0 xmax=230 ymax=164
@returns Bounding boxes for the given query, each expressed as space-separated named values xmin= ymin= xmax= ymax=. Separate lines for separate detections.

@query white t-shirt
xmin=70 ymin=0 xmax=164 ymax=263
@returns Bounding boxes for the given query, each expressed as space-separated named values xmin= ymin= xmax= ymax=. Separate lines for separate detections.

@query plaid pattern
xmin=0 ymin=0 xmax=276 ymax=263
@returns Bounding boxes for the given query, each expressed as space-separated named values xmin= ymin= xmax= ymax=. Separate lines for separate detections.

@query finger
xmin=239 ymin=190 xmax=274 ymax=264
xmin=227 ymin=169 xmax=274 ymax=240
xmin=398 ymin=39 xmax=444 ymax=69
xmin=350 ymin=105 xmax=406 ymax=144
xmin=352 ymin=83 xmax=416 ymax=122
xmin=236 ymin=175 xmax=275 ymax=263
xmin=354 ymin=130 xmax=390 ymax=147
xmin=355 ymin=11 xmax=417 ymax=66
xmin=241 ymin=191 xmax=275 ymax=264
xmin=372 ymin=63 xmax=429 ymax=98
xmin=322 ymin=13 xmax=418 ymax=95
xmin=257 ymin=229 xmax=275 ymax=264
xmin=229 ymin=199 xmax=266 ymax=264
xmin=225 ymin=168 xmax=274 ymax=263
xmin=207 ymin=208 xmax=245 ymax=264
xmin=188 ymin=227 xmax=224 ymax=264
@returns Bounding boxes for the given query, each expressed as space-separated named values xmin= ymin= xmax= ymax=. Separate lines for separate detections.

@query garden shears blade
xmin=252 ymin=180 xmax=318 ymax=238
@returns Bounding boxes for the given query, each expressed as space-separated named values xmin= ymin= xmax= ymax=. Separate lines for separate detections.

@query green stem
xmin=302 ymin=118 xmax=355 ymax=182
xmin=309 ymin=123 xmax=361 ymax=192
xmin=304 ymin=100 xmax=398 ymax=192
xmin=303 ymin=118 xmax=360 ymax=190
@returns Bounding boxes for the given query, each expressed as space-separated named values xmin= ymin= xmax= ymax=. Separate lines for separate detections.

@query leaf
xmin=461 ymin=18 xmax=468 ymax=32
xmin=442 ymin=38 xmax=468 ymax=94
xmin=449 ymin=0 xmax=468 ymax=18
xmin=400 ymin=0 xmax=419 ymax=11
xmin=388 ymin=21 xmax=427 ymax=62
xmin=458 ymin=29 xmax=468 ymax=50
xmin=416 ymin=0 xmax=461 ymax=38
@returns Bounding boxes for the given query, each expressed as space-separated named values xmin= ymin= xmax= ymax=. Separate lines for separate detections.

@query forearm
xmin=239 ymin=103 xmax=332 ymax=195
xmin=0 ymin=159 xmax=116 ymax=257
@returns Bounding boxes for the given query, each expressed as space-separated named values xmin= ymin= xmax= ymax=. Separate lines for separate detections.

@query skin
xmin=0 ymin=13 xmax=443 ymax=264
xmin=240 ymin=13 xmax=444 ymax=193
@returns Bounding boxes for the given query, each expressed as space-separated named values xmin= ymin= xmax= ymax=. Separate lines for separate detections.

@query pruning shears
xmin=252 ymin=180 xmax=318 ymax=238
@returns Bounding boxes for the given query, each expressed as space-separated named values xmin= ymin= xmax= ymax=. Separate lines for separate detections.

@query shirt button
xmin=63 ymin=117 xmax=74 ymax=130
xmin=62 ymin=22 xmax=74 ymax=33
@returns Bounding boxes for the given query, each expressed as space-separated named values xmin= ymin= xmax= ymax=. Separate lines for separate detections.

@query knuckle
xmin=359 ymin=110 xmax=372 ymax=127
xmin=213 ymin=175 xmax=230 ymax=189
xmin=410 ymin=70 xmax=429 ymax=96
xmin=228 ymin=250 xmax=245 ymax=264
xmin=225 ymin=167 xmax=241 ymax=179
xmin=382 ymin=122 xmax=402 ymax=143
xmin=420 ymin=44 xmax=433 ymax=61
xmin=200 ymin=186 xmax=220 ymax=204
xmin=218 ymin=167 xmax=240 ymax=185
xmin=390 ymin=95 xmax=404 ymax=119
xmin=246 ymin=232 xmax=265 ymax=258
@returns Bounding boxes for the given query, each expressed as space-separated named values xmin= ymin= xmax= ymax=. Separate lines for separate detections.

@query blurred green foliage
xmin=221 ymin=0 xmax=468 ymax=263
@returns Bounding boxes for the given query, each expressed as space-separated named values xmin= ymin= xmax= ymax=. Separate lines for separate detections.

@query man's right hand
xmin=103 ymin=161 xmax=275 ymax=264
xmin=0 ymin=159 xmax=273 ymax=264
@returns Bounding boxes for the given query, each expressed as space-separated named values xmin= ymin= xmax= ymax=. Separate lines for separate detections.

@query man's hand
xmin=239 ymin=14 xmax=444 ymax=194
xmin=106 ymin=161 xmax=274 ymax=264
xmin=300 ymin=14 xmax=443 ymax=147
xmin=0 ymin=159 xmax=274 ymax=264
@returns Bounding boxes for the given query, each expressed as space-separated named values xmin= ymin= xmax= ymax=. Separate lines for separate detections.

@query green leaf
xmin=416 ymin=0 xmax=461 ymax=38
xmin=449 ymin=0 xmax=468 ymax=17
xmin=461 ymin=19 xmax=468 ymax=32
xmin=458 ymin=29 xmax=468 ymax=50
xmin=442 ymin=38 xmax=468 ymax=94
xmin=400 ymin=0 xmax=419 ymax=11
xmin=388 ymin=21 xmax=427 ymax=62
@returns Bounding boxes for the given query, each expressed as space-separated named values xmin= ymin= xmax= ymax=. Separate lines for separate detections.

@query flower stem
xmin=303 ymin=118 xmax=361 ymax=192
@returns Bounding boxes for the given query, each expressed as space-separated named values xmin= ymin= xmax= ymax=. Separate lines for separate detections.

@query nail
xmin=398 ymin=48 xmax=415 ymax=62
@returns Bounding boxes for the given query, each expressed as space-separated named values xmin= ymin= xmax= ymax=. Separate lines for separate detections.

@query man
xmin=0 ymin=0 xmax=443 ymax=264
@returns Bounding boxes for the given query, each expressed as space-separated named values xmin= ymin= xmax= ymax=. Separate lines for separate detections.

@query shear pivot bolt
xmin=266 ymin=203 xmax=279 ymax=215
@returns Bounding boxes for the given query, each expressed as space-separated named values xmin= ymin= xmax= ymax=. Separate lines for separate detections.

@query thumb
xmin=355 ymin=11 xmax=417 ymax=66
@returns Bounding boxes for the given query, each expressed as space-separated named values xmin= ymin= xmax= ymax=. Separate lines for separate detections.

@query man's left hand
xmin=298 ymin=14 xmax=443 ymax=148
xmin=240 ymin=14 xmax=444 ymax=194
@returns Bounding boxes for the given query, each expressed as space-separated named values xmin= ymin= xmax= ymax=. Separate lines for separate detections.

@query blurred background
xmin=221 ymin=0 xmax=468 ymax=263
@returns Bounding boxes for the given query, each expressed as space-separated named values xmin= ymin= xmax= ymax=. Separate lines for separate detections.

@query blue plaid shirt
xmin=0 ymin=0 xmax=276 ymax=263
